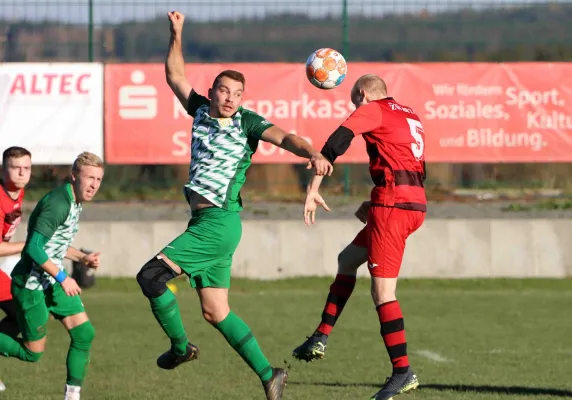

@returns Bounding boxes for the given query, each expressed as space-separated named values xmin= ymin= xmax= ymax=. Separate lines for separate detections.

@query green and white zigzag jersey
xmin=184 ymin=91 xmax=273 ymax=211
xmin=13 ymin=183 xmax=82 ymax=291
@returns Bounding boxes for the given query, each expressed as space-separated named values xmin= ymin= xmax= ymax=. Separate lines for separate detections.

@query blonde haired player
xmin=0 ymin=152 xmax=104 ymax=400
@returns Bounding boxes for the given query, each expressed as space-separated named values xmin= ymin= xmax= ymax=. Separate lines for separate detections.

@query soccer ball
xmin=305 ymin=48 xmax=347 ymax=89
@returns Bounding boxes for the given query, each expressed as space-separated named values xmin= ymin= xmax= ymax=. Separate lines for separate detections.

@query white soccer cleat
xmin=0 ymin=379 xmax=6 ymax=391
xmin=64 ymin=384 xmax=81 ymax=400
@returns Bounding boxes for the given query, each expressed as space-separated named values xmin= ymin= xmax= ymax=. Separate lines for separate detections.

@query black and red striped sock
xmin=376 ymin=300 xmax=409 ymax=374
xmin=314 ymin=274 xmax=356 ymax=337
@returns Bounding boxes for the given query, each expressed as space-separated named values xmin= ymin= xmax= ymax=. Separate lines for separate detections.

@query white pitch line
xmin=414 ymin=350 xmax=451 ymax=363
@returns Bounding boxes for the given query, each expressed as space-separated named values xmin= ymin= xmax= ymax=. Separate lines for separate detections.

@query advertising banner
xmin=104 ymin=63 xmax=572 ymax=164
xmin=0 ymin=63 xmax=104 ymax=165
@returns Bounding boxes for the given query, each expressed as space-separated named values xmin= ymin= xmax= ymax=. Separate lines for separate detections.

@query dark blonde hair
xmin=72 ymin=152 xmax=103 ymax=174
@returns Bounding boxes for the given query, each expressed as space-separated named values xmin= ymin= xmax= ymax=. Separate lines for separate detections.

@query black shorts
xmin=0 ymin=299 xmax=18 ymax=320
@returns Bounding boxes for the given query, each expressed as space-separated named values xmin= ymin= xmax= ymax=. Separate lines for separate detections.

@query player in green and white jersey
xmin=135 ymin=10 xmax=334 ymax=400
xmin=0 ymin=152 xmax=104 ymax=400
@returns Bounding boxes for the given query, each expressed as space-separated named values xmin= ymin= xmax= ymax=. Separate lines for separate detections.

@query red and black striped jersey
xmin=321 ymin=97 xmax=427 ymax=212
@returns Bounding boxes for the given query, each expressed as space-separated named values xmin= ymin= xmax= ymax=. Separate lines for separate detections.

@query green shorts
xmin=11 ymin=281 xmax=85 ymax=342
xmin=161 ymin=206 xmax=242 ymax=289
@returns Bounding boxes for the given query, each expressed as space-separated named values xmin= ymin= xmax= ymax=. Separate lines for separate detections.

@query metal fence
xmin=2 ymin=0 xmax=572 ymax=201
xmin=2 ymin=0 xmax=572 ymax=63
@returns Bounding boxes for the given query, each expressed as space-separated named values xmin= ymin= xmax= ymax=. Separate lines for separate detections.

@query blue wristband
xmin=55 ymin=270 xmax=67 ymax=283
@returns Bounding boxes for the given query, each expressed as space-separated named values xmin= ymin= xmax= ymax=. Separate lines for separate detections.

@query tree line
xmin=1 ymin=3 xmax=571 ymax=63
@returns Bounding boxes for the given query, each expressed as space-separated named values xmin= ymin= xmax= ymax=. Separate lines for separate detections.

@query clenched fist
xmin=168 ymin=11 xmax=185 ymax=35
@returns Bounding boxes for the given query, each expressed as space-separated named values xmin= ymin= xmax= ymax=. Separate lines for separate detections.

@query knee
xmin=135 ymin=268 xmax=149 ymax=293
xmin=337 ymin=253 xmax=356 ymax=275
xmin=370 ymin=279 xmax=397 ymax=306
xmin=70 ymin=321 xmax=96 ymax=348
xmin=22 ymin=346 xmax=43 ymax=363
xmin=201 ymin=305 xmax=230 ymax=325
xmin=337 ymin=245 xmax=365 ymax=275
xmin=81 ymin=322 xmax=96 ymax=343
xmin=137 ymin=257 xmax=177 ymax=298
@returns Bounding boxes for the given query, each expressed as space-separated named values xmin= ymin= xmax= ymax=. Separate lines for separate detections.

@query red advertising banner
xmin=104 ymin=63 xmax=572 ymax=164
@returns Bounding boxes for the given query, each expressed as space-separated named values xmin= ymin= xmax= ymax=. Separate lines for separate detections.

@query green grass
xmin=2 ymin=277 xmax=572 ymax=399
xmin=502 ymin=199 xmax=572 ymax=212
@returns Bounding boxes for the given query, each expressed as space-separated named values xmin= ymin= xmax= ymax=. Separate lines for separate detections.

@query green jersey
xmin=12 ymin=183 xmax=82 ymax=291
xmin=184 ymin=91 xmax=273 ymax=211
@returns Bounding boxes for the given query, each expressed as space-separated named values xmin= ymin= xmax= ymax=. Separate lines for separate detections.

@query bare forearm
xmin=40 ymin=259 xmax=64 ymax=278
xmin=165 ymin=33 xmax=186 ymax=84
xmin=307 ymin=174 xmax=324 ymax=193
xmin=0 ymin=241 xmax=24 ymax=257
xmin=65 ymin=247 xmax=86 ymax=263
xmin=280 ymin=134 xmax=319 ymax=159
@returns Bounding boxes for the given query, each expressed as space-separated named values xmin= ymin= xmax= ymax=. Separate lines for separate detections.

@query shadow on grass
xmin=289 ymin=382 xmax=572 ymax=397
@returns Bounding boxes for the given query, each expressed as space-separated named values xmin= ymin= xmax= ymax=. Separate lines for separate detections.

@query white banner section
xmin=0 ymin=63 xmax=104 ymax=165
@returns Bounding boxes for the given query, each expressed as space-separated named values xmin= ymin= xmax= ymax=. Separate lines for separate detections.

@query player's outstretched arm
xmin=303 ymin=173 xmax=330 ymax=225
xmin=0 ymin=241 xmax=25 ymax=257
xmin=260 ymin=126 xmax=333 ymax=176
xmin=319 ymin=101 xmax=384 ymax=165
xmin=301 ymin=114 xmax=365 ymax=225
xmin=165 ymin=11 xmax=193 ymax=112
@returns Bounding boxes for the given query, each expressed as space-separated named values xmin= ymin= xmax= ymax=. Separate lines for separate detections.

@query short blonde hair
xmin=72 ymin=152 xmax=104 ymax=174
xmin=353 ymin=74 xmax=388 ymax=99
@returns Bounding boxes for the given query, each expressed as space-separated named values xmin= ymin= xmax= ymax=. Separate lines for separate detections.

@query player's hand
xmin=306 ymin=154 xmax=333 ymax=176
xmin=354 ymin=201 xmax=371 ymax=224
xmin=82 ymin=252 xmax=100 ymax=269
xmin=61 ymin=277 xmax=82 ymax=296
xmin=304 ymin=191 xmax=330 ymax=225
xmin=168 ymin=11 xmax=185 ymax=35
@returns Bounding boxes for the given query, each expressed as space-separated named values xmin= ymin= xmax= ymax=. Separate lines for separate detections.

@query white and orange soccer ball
xmin=305 ymin=48 xmax=347 ymax=89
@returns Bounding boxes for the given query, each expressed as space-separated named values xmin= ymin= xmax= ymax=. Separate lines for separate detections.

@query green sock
xmin=215 ymin=311 xmax=273 ymax=382
xmin=149 ymin=289 xmax=189 ymax=355
xmin=0 ymin=332 xmax=27 ymax=359
xmin=66 ymin=321 xmax=95 ymax=386
xmin=0 ymin=332 xmax=42 ymax=362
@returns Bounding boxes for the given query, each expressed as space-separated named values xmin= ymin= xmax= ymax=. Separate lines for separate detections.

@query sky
xmin=1 ymin=0 xmax=568 ymax=24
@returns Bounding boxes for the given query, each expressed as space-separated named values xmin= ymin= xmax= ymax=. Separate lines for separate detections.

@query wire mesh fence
xmin=2 ymin=0 xmax=572 ymax=63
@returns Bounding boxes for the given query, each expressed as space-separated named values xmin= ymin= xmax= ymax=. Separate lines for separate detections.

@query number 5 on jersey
xmin=407 ymin=118 xmax=425 ymax=161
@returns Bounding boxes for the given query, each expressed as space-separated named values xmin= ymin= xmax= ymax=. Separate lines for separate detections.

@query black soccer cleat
xmin=156 ymin=342 xmax=200 ymax=370
xmin=263 ymin=367 xmax=288 ymax=400
xmin=369 ymin=369 xmax=419 ymax=400
xmin=292 ymin=335 xmax=327 ymax=362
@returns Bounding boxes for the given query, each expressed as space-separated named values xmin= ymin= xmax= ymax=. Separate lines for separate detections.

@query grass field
xmin=1 ymin=277 xmax=571 ymax=400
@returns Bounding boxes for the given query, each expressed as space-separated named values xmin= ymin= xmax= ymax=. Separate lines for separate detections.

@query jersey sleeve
xmin=31 ymin=194 xmax=71 ymax=240
xmin=0 ymin=209 xmax=4 ymax=243
xmin=187 ymin=90 xmax=211 ymax=118
xmin=241 ymin=110 xmax=274 ymax=140
xmin=24 ymin=231 xmax=50 ymax=265
xmin=341 ymin=102 xmax=383 ymax=135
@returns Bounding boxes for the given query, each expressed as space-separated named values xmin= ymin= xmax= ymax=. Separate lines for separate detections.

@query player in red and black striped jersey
xmin=0 ymin=146 xmax=32 ymax=391
xmin=293 ymin=75 xmax=426 ymax=400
